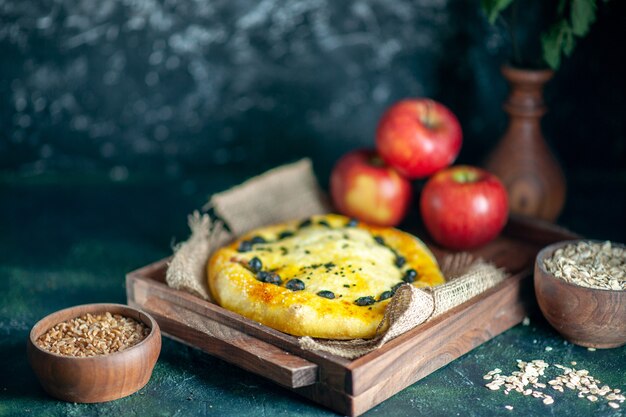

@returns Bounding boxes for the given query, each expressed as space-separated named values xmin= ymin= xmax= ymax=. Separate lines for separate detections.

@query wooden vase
xmin=485 ymin=65 xmax=566 ymax=222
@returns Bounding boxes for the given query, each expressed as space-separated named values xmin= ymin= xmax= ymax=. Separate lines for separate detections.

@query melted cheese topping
xmin=240 ymin=228 xmax=407 ymax=299
xmin=208 ymin=214 xmax=444 ymax=339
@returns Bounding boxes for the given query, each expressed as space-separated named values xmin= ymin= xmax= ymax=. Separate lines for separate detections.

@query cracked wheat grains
xmin=36 ymin=312 xmax=150 ymax=357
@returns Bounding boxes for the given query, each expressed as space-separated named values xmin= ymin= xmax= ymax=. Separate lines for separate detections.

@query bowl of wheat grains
xmin=28 ymin=303 xmax=161 ymax=403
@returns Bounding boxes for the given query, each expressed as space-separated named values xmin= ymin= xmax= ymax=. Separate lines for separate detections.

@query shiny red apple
xmin=420 ymin=165 xmax=508 ymax=250
xmin=330 ymin=149 xmax=412 ymax=227
xmin=376 ymin=99 xmax=463 ymax=179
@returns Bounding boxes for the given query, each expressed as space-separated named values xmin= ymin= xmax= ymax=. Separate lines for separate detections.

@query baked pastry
xmin=208 ymin=214 xmax=444 ymax=339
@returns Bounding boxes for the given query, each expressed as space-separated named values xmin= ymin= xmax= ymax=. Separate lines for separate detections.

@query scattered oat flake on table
xmin=505 ymin=405 xmax=513 ymax=410
xmin=483 ymin=360 xmax=551 ymax=402
xmin=522 ymin=317 xmax=530 ymax=326
xmin=482 ymin=360 xmax=626 ymax=408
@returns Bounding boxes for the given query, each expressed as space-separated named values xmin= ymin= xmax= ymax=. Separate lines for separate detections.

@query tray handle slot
xmin=135 ymin=296 xmax=318 ymax=389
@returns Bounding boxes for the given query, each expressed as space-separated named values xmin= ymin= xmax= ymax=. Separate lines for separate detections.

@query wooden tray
xmin=126 ymin=215 xmax=578 ymax=416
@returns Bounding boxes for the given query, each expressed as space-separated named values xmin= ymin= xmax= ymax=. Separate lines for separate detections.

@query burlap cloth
xmin=166 ymin=159 xmax=507 ymax=359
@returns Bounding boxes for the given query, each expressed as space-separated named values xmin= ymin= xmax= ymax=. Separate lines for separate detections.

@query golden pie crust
xmin=208 ymin=214 xmax=444 ymax=339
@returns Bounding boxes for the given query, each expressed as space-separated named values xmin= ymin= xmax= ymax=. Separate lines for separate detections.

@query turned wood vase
xmin=485 ymin=65 xmax=566 ymax=222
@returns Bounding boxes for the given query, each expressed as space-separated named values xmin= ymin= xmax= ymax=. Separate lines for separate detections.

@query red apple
xmin=376 ymin=99 xmax=462 ymax=179
xmin=420 ymin=165 xmax=508 ymax=249
xmin=330 ymin=149 xmax=412 ymax=227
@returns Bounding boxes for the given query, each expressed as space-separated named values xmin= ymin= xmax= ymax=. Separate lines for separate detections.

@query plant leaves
xmin=563 ymin=30 xmax=576 ymax=56
xmin=542 ymin=20 xmax=572 ymax=70
xmin=571 ymin=0 xmax=597 ymax=36
xmin=481 ymin=0 xmax=515 ymax=24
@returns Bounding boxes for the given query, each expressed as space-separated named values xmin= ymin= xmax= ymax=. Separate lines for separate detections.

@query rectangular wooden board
xmin=126 ymin=214 xmax=578 ymax=416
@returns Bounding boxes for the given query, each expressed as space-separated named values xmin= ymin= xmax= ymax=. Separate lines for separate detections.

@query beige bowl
xmin=28 ymin=303 xmax=161 ymax=402
xmin=534 ymin=240 xmax=626 ymax=349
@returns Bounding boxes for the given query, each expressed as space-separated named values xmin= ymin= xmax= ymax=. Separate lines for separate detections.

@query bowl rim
xmin=535 ymin=239 xmax=626 ymax=293
xmin=29 ymin=303 xmax=160 ymax=360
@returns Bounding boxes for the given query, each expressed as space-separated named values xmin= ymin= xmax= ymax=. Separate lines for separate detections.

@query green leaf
xmin=563 ymin=30 xmax=576 ymax=56
xmin=571 ymin=0 xmax=597 ymax=36
xmin=481 ymin=0 xmax=515 ymax=24
xmin=542 ymin=20 xmax=572 ymax=70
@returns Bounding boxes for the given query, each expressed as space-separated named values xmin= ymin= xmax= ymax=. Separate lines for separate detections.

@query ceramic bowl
xmin=28 ymin=303 xmax=161 ymax=402
xmin=534 ymin=240 xmax=626 ymax=348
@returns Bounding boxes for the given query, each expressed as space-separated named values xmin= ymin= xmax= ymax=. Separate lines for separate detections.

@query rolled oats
xmin=544 ymin=241 xmax=626 ymax=290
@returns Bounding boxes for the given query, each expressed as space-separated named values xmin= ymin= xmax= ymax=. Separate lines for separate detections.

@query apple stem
xmin=422 ymin=100 xmax=435 ymax=129
xmin=452 ymin=170 xmax=478 ymax=183
xmin=369 ymin=155 xmax=385 ymax=167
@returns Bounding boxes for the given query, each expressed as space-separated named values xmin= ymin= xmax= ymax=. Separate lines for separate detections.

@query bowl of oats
xmin=27 ymin=303 xmax=161 ymax=403
xmin=535 ymin=240 xmax=626 ymax=349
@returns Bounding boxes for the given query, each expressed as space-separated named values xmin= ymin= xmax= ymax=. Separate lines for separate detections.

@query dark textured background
xmin=1 ymin=0 xmax=625 ymax=176
xmin=1 ymin=0 xmax=625 ymax=243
